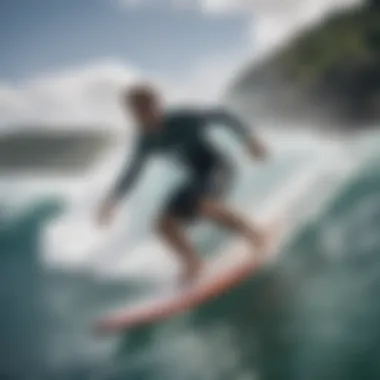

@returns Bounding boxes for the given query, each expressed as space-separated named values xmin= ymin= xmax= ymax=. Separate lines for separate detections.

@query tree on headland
xmin=368 ymin=0 xmax=380 ymax=9
xmin=231 ymin=0 xmax=380 ymax=127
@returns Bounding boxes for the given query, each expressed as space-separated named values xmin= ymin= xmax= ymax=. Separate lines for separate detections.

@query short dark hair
xmin=124 ymin=82 xmax=158 ymax=106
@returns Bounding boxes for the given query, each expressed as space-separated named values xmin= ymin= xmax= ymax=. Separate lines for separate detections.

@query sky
xmin=0 ymin=0 xmax=363 ymax=129
xmin=0 ymin=0 xmax=250 ymax=81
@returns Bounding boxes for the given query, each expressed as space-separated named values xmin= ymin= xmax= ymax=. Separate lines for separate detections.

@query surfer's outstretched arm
xmin=204 ymin=108 xmax=269 ymax=160
xmin=110 ymin=140 xmax=148 ymax=202
xmin=97 ymin=139 xmax=148 ymax=225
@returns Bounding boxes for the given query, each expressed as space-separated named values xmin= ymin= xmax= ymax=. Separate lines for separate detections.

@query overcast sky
xmin=0 ymin=0 xmax=252 ymax=81
xmin=0 ymin=0 xmax=362 ymax=128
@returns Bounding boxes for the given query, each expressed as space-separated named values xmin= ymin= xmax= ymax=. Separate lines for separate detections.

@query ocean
xmin=1 ymin=128 xmax=380 ymax=380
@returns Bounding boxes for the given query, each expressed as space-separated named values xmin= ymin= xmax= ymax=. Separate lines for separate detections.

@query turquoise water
xmin=1 ymin=131 xmax=380 ymax=380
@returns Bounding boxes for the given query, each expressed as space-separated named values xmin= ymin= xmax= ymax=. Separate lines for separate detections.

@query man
xmin=98 ymin=83 xmax=269 ymax=283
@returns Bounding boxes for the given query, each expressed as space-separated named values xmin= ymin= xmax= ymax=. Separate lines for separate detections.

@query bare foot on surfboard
xmin=180 ymin=260 xmax=203 ymax=286
xmin=252 ymin=220 xmax=284 ymax=264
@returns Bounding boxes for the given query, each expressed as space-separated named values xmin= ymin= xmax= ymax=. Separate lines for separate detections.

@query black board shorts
xmin=164 ymin=164 xmax=234 ymax=221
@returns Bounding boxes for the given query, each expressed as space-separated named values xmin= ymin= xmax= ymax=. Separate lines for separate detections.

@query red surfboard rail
xmin=94 ymin=255 xmax=260 ymax=334
xmin=93 ymin=219 xmax=287 ymax=336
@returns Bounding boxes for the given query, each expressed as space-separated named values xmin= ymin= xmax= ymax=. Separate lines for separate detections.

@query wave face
xmin=1 ymin=130 xmax=380 ymax=380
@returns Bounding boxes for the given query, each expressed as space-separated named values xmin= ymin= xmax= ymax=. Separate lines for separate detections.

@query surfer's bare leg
xmin=198 ymin=198 xmax=267 ymax=251
xmin=156 ymin=214 xmax=202 ymax=282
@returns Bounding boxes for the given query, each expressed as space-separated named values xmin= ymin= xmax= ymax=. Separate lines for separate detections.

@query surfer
xmin=97 ymin=83 xmax=270 ymax=283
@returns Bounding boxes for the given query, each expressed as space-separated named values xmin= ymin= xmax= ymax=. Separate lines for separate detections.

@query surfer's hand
xmin=97 ymin=199 xmax=117 ymax=227
xmin=248 ymin=138 xmax=268 ymax=161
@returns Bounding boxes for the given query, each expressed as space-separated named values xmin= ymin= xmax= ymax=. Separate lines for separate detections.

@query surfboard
xmin=93 ymin=156 xmax=335 ymax=335
xmin=93 ymin=220 xmax=288 ymax=335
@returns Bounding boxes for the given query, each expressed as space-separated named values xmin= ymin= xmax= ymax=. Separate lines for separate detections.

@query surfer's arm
xmin=98 ymin=140 xmax=149 ymax=225
xmin=109 ymin=140 xmax=148 ymax=203
xmin=204 ymin=108 xmax=269 ymax=160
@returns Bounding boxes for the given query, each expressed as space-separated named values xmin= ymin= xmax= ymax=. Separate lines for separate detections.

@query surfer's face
xmin=124 ymin=85 xmax=164 ymax=131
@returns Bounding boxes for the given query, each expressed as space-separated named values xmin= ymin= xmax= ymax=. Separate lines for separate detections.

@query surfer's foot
xmin=181 ymin=260 xmax=203 ymax=285
xmin=250 ymin=229 xmax=272 ymax=258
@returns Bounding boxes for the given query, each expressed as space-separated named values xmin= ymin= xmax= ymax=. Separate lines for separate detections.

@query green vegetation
xmin=277 ymin=0 xmax=380 ymax=122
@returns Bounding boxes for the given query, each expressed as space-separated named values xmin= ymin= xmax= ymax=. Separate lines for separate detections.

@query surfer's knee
xmin=155 ymin=214 xmax=173 ymax=237
xmin=198 ymin=198 xmax=224 ymax=219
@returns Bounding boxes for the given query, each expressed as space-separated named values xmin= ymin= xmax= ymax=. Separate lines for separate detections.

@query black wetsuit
xmin=110 ymin=107 xmax=250 ymax=220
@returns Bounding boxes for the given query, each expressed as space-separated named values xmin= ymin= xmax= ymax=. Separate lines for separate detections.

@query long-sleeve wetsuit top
xmin=110 ymin=107 xmax=251 ymax=202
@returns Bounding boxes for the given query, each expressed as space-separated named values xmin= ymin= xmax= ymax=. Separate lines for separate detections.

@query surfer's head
xmin=123 ymin=82 xmax=164 ymax=130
